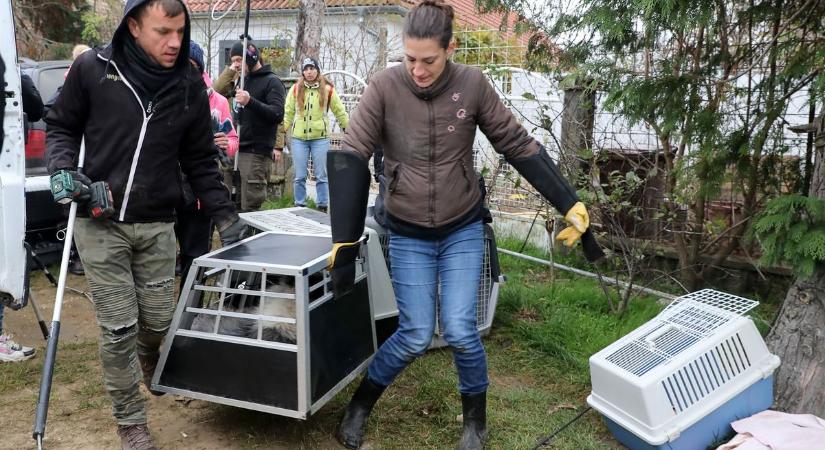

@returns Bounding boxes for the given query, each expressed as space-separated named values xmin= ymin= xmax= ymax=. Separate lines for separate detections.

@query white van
xmin=0 ymin=0 xmax=32 ymax=309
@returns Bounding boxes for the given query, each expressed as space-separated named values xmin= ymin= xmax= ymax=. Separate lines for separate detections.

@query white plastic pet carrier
xmin=588 ymin=289 xmax=780 ymax=450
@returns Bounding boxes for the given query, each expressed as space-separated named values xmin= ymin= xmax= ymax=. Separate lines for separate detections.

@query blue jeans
xmin=367 ymin=220 xmax=488 ymax=394
xmin=291 ymin=137 xmax=329 ymax=207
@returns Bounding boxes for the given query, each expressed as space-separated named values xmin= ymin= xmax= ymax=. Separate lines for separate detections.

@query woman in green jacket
xmin=283 ymin=57 xmax=349 ymax=212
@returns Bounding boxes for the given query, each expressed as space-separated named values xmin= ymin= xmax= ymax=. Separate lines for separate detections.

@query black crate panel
xmin=376 ymin=316 xmax=399 ymax=347
xmin=159 ymin=336 xmax=298 ymax=410
xmin=212 ymin=233 xmax=331 ymax=267
xmin=310 ymin=279 xmax=374 ymax=403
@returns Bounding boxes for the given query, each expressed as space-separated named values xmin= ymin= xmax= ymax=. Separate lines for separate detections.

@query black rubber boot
xmin=456 ymin=391 xmax=487 ymax=450
xmin=336 ymin=376 xmax=387 ymax=449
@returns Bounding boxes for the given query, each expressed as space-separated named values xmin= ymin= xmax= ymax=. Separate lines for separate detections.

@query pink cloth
xmin=202 ymin=72 xmax=239 ymax=158
xmin=717 ymin=410 xmax=825 ymax=450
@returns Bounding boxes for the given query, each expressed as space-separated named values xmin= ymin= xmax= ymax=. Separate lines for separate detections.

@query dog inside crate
xmin=189 ymin=273 xmax=305 ymax=344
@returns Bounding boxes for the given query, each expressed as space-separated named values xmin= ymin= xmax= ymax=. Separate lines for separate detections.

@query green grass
xmin=261 ymin=194 xmax=316 ymax=210
xmin=0 ymin=235 xmax=680 ymax=448
xmin=0 ymin=341 xmax=99 ymax=398
xmin=494 ymin=238 xmax=665 ymax=384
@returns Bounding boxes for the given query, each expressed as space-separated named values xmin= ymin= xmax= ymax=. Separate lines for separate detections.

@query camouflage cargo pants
xmin=237 ymin=152 xmax=272 ymax=212
xmin=74 ymin=218 xmax=176 ymax=425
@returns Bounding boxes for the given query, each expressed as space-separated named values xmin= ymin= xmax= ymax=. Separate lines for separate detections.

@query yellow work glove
xmin=556 ymin=202 xmax=590 ymax=247
xmin=328 ymin=241 xmax=361 ymax=296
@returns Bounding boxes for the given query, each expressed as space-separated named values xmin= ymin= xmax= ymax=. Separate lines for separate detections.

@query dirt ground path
xmin=0 ymin=272 xmax=348 ymax=450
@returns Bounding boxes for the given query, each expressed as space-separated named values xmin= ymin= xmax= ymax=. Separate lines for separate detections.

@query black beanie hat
xmin=230 ymin=42 xmax=244 ymax=57
xmin=301 ymin=56 xmax=321 ymax=73
xmin=189 ymin=41 xmax=205 ymax=73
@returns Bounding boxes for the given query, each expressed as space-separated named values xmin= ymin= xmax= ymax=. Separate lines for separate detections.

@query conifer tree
xmin=483 ymin=0 xmax=825 ymax=416
xmin=477 ymin=0 xmax=825 ymax=290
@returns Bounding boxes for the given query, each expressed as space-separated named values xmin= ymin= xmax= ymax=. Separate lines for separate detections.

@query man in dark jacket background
xmin=45 ymin=0 xmax=245 ymax=448
xmin=21 ymin=72 xmax=44 ymax=123
xmin=214 ymin=40 xmax=285 ymax=211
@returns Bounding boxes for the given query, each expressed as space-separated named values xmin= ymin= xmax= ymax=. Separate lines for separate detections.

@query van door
xmin=0 ymin=0 xmax=29 ymax=307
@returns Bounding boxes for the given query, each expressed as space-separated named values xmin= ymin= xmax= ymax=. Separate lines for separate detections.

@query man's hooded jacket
xmin=45 ymin=0 xmax=235 ymax=224
xmin=236 ymin=59 xmax=284 ymax=155
xmin=215 ymin=60 xmax=285 ymax=156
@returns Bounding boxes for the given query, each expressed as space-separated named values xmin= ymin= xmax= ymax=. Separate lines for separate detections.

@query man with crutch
xmin=43 ymin=0 xmax=245 ymax=448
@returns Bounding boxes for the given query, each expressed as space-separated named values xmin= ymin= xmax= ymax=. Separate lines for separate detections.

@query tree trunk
xmin=293 ymin=0 xmax=325 ymax=70
xmin=766 ymin=112 xmax=825 ymax=416
xmin=560 ymin=83 xmax=595 ymax=179
xmin=766 ymin=268 xmax=825 ymax=415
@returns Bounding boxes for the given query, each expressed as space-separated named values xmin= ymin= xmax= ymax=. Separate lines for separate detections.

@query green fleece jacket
xmin=284 ymin=82 xmax=349 ymax=141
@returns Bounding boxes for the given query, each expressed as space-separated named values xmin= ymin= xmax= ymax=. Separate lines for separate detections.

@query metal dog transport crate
xmin=239 ymin=207 xmax=504 ymax=349
xmin=240 ymin=207 xmax=399 ymax=345
xmin=152 ymin=231 xmax=375 ymax=418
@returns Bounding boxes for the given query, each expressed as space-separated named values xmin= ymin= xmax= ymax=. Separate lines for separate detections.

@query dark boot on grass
xmin=456 ymin=391 xmax=487 ymax=450
xmin=336 ymin=376 xmax=386 ymax=449
xmin=138 ymin=351 xmax=164 ymax=396
xmin=117 ymin=424 xmax=157 ymax=450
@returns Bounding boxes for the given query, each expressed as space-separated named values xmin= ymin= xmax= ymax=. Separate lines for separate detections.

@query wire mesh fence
xmin=189 ymin=5 xmax=812 ymax=257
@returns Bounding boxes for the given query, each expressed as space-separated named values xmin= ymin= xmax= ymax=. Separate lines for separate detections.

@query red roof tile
xmin=187 ymin=0 xmax=526 ymax=35
xmin=186 ymin=0 xmax=415 ymax=13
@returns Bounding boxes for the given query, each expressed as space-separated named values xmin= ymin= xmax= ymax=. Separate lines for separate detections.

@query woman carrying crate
xmin=326 ymin=2 xmax=603 ymax=449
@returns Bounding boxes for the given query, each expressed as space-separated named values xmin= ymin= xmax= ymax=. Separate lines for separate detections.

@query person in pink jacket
xmin=175 ymin=42 xmax=239 ymax=279
xmin=203 ymin=68 xmax=239 ymax=159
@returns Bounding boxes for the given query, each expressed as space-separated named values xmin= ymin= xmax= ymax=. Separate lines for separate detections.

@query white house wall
xmin=191 ymin=10 xmax=810 ymax=185
xmin=190 ymin=10 xmax=406 ymax=82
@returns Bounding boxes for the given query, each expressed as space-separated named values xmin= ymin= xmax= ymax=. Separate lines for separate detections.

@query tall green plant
xmin=80 ymin=11 xmax=104 ymax=45
xmin=753 ymin=194 xmax=825 ymax=277
xmin=477 ymin=0 xmax=825 ymax=289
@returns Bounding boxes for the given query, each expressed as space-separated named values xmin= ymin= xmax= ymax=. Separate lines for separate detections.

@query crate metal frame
xmin=153 ymin=231 xmax=376 ymax=419
xmin=240 ymin=208 xmax=397 ymax=331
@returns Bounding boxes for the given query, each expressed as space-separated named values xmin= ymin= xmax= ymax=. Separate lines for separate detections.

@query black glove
xmin=328 ymin=150 xmax=371 ymax=297
xmin=215 ymin=145 xmax=231 ymax=166
xmin=217 ymin=217 xmax=249 ymax=246
xmin=69 ymin=171 xmax=92 ymax=203
xmin=328 ymin=242 xmax=361 ymax=297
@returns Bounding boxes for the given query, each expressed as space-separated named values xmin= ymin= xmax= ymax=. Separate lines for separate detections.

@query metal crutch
xmin=32 ymin=140 xmax=86 ymax=450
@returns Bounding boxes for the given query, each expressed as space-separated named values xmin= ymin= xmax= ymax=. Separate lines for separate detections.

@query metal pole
xmin=33 ymin=140 xmax=86 ymax=449
xmin=27 ymin=290 xmax=49 ymax=340
xmin=231 ymin=0 xmax=252 ymax=206
xmin=497 ymin=248 xmax=677 ymax=301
